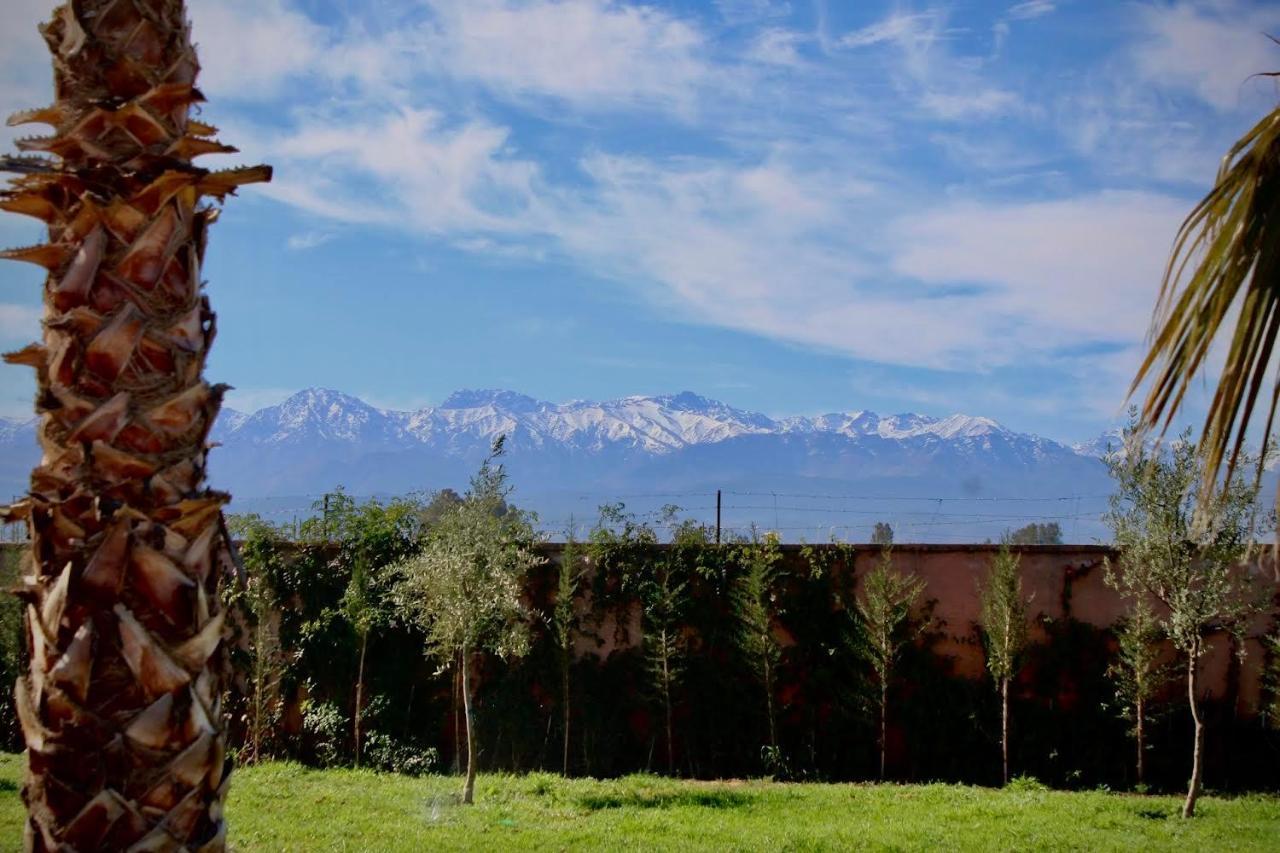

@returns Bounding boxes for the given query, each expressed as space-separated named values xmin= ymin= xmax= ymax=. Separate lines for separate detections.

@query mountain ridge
xmin=0 ymin=388 xmax=1131 ymax=541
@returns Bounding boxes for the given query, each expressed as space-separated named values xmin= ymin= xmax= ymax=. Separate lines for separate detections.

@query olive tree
xmin=978 ymin=540 xmax=1028 ymax=786
xmin=1105 ymin=422 xmax=1268 ymax=817
xmin=391 ymin=438 xmax=542 ymax=804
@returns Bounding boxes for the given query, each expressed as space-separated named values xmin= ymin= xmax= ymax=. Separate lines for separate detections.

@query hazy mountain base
xmin=2 ymin=388 xmax=1268 ymax=542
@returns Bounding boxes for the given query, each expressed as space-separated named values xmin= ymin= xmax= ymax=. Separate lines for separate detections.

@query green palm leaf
xmin=1131 ymin=95 xmax=1280 ymax=491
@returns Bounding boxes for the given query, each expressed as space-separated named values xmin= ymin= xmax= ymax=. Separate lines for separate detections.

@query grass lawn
xmin=1 ymin=755 xmax=1278 ymax=851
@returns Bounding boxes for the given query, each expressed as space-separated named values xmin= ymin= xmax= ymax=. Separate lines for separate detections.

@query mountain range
xmin=0 ymin=388 xmax=1129 ymax=542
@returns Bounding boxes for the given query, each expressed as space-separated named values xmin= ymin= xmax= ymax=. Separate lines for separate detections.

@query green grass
xmin=1 ymin=754 xmax=1278 ymax=851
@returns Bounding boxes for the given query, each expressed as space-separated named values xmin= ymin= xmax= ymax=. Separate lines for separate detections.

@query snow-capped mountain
xmin=0 ymin=388 xmax=1124 ymax=541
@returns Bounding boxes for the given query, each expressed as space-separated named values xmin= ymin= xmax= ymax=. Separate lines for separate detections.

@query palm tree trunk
xmin=1001 ymin=677 xmax=1010 ymax=786
xmin=354 ymin=630 xmax=368 ymax=769
xmin=1184 ymin=646 xmax=1205 ymax=818
xmin=2 ymin=3 xmax=267 ymax=849
xmin=461 ymin=649 xmax=477 ymax=805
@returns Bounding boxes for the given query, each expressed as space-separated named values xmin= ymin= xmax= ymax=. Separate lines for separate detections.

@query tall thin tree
xmin=978 ymin=541 xmax=1028 ymax=787
xmin=1 ymin=3 xmax=268 ymax=849
xmin=856 ymin=545 xmax=925 ymax=780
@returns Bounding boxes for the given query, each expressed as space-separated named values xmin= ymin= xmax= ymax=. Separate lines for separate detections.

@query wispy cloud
xmin=417 ymin=0 xmax=714 ymax=112
xmin=1007 ymin=1 xmax=1056 ymax=22
xmin=1133 ymin=0 xmax=1280 ymax=112
xmin=836 ymin=8 xmax=1021 ymax=121
xmin=286 ymin=232 xmax=335 ymax=251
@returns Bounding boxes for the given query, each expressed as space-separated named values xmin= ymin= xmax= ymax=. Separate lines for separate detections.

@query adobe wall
xmin=549 ymin=542 xmax=1279 ymax=718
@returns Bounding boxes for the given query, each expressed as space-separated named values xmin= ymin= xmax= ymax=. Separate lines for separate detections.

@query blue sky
xmin=1 ymin=0 xmax=1278 ymax=442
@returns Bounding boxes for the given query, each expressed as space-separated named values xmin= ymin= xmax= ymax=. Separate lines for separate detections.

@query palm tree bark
xmin=1 ymin=2 xmax=268 ymax=850
xmin=1184 ymin=646 xmax=1205 ymax=818
xmin=461 ymin=649 xmax=477 ymax=805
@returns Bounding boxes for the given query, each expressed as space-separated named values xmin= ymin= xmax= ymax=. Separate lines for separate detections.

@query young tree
xmin=553 ymin=530 xmax=586 ymax=776
xmin=1106 ymin=600 xmax=1172 ymax=788
xmin=391 ymin=439 xmax=541 ymax=804
xmin=857 ymin=545 xmax=926 ymax=779
xmin=1 ymin=3 xmax=269 ymax=847
xmin=1104 ymin=423 xmax=1268 ymax=817
xmin=326 ymin=493 xmax=424 ymax=768
xmin=732 ymin=530 xmax=787 ymax=755
xmin=978 ymin=540 xmax=1028 ymax=786
xmin=589 ymin=504 xmax=688 ymax=774
xmin=871 ymin=522 xmax=894 ymax=546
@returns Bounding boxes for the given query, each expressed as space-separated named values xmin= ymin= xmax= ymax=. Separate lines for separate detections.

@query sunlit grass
xmin=1 ymin=754 xmax=1277 ymax=851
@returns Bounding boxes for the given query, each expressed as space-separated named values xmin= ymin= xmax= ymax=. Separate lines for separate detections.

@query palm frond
xmin=1131 ymin=101 xmax=1280 ymax=492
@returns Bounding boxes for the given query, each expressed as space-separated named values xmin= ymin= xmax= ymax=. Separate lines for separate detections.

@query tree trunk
xmin=561 ymin=649 xmax=571 ymax=777
xmin=1001 ymin=677 xmax=1010 ymax=786
xmin=2 ymin=3 xmax=268 ymax=850
xmin=765 ymin=659 xmax=777 ymax=750
xmin=461 ymin=649 xmax=477 ymax=805
xmin=662 ymin=642 xmax=674 ymax=775
xmin=880 ymin=680 xmax=888 ymax=780
xmin=1184 ymin=647 xmax=1205 ymax=819
xmin=1136 ymin=695 xmax=1145 ymax=788
xmin=354 ymin=630 xmax=368 ymax=769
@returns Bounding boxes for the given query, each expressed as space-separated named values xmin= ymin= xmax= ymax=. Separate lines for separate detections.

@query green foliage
xmin=857 ymin=545 xmax=926 ymax=687
xmin=871 ymin=522 xmax=894 ymax=546
xmin=1006 ymin=774 xmax=1049 ymax=793
xmin=301 ymin=696 xmax=348 ymax=769
xmin=1107 ymin=601 xmax=1174 ymax=732
xmin=1262 ymin=631 xmax=1280 ymax=731
xmin=391 ymin=438 xmax=542 ymax=663
xmin=732 ymin=529 xmax=787 ymax=750
xmin=1007 ymin=522 xmax=1063 ymax=545
xmin=1103 ymin=416 xmax=1269 ymax=659
xmin=361 ymin=732 xmax=438 ymax=776
xmin=979 ymin=540 xmax=1028 ymax=683
xmin=0 ymin=549 xmax=23 ymax=751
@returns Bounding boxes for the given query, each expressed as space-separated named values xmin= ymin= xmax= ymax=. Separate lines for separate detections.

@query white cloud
xmin=747 ymin=28 xmax=806 ymax=67
xmin=888 ymin=191 xmax=1187 ymax=352
xmin=419 ymin=0 xmax=712 ymax=111
xmin=188 ymin=0 xmax=328 ymax=100
xmin=920 ymin=89 xmax=1019 ymax=119
xmin=0 ymin=303 xmax=41 ymax=342
xmin=286 ymin=232 xmax=334 ymax=251
xmin=1134 ymin=1 xmax=1280 ymax=112
xmin=1007 ymin=1 xmax=1056 ymax=21
xmin=242 ymin=107 xmax=543 ymax=236
xmin=837 ymin=9 xmax=1023 ymax=121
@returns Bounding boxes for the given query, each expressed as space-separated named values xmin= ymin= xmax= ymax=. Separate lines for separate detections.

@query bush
xmin=301 ymin=697 xmax=348 ymax=768
xmin=1007 ymin=775 xmax=1049 ymax=793
xmin=362 ymin=731 xmax=438 ymax=776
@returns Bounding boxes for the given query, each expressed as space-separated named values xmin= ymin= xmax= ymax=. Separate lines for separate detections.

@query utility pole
xmin=716 ymin=490 xmax=721 ymax=545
